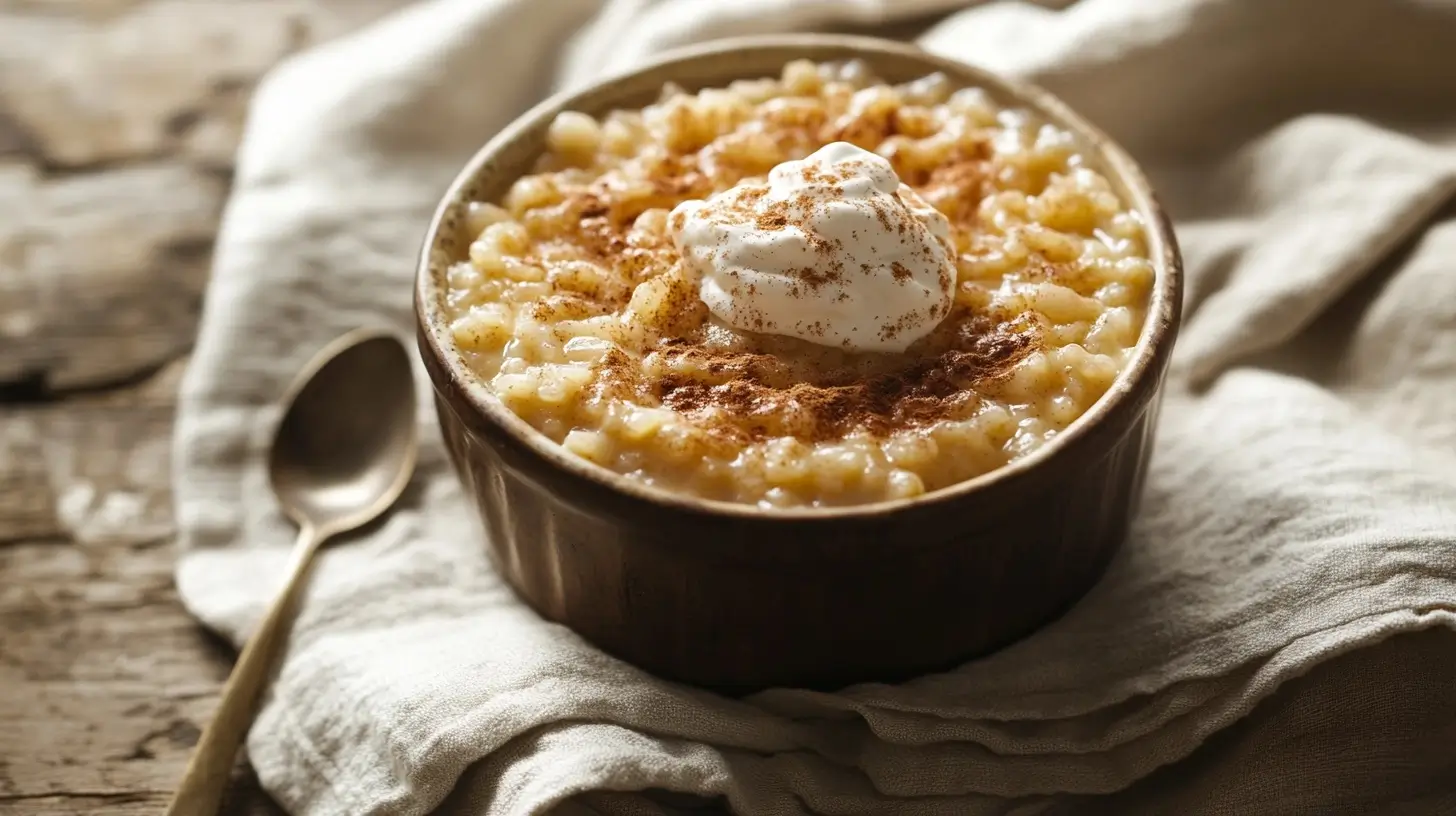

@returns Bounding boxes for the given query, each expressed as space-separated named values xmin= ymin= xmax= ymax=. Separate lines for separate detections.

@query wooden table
xmin=0 ymin=2 xmax=403 ymax=812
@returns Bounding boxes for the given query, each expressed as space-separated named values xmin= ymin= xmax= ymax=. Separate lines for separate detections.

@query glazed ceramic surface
xmin=415 ymin=35 xmax=1182 ymax=692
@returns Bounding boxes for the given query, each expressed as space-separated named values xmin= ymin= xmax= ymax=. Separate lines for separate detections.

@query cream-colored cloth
xmin=173 ymin=0 xmax=1456 ymax=813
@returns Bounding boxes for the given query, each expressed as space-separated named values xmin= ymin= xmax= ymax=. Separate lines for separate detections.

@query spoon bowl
xmin=270 ymin=331 xmax=419 ymax=534
xmin=167 ymin=327 xmax=418 ymax=816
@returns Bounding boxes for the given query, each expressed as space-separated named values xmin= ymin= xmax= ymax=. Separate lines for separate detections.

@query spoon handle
xmin=166 ymin=524 xmax=324 ymax=816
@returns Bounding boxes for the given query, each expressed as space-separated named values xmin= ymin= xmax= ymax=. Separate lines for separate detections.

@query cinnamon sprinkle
xmin=756 ymin=201 xmax=789 ymax=230
xmin=519 ymin=76 xmax=1035 ymax=446
xmin=589 ymin=312 xmax=1039 ymax=443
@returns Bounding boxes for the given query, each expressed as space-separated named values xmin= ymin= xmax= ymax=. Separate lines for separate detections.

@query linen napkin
xmin=173 ymin=0 xmax=1456 ymax=813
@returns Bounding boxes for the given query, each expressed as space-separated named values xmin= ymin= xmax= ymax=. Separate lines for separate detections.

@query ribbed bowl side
xmin=430 ymin=368 xmax=1167 ymax=692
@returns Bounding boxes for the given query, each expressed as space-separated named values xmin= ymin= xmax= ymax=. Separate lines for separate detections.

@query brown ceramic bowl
xmin=415 ymin=35 xmax=1182 ymax=693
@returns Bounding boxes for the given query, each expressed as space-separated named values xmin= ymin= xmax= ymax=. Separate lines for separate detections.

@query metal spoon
xmin=166 ymin=327 xmax=419 ymax=816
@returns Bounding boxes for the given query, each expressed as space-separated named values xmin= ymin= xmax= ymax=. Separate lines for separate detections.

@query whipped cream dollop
xmin=668 ymin=141 xmax=957 ymax=353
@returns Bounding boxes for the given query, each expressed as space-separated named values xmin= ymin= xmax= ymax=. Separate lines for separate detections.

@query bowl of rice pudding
xmin=415 ymin=35 xmax=1182 ymax=691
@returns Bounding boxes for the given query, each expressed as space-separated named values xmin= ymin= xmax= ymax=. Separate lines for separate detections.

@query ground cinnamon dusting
xmin=756 ymin=203 xmax=789 ymax=230
xmin=871 ymin=200 xmax=894 ymax=233
xmin=515 ymin=72 xmax=1039 ymax=446
xmin=796 ymin=265 xmax=841 ymax=288
xmin=596 ymin=312 xmax=1039 ymax=443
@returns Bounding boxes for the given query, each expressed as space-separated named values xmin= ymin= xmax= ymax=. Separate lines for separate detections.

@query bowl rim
xmin=415 ymin=33 xmax=1183 ymax=522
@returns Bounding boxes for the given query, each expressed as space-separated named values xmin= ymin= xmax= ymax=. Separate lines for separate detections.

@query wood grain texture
xmin=0 ymin=2 xmax=404 ymax=813
xmin=0 ymin=365 xmax=289 ymax=816
xmin=417 ymin=37 xmax=1184 ymax=692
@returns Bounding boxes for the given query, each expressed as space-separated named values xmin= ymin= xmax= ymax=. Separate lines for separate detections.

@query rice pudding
xmin=443 ymin=60 xmax=1154 ymax=508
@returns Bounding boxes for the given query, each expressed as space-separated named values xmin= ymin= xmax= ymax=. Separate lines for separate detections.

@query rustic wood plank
xmin=0 ymin=0 xmax=407 ymax=392
xmin=0 ymin=2 xmax=406 ymax=813
xmin=0 ymin=538 xmax=285 ymax=813
xmin=0 ymin=364 xmax=283 ymax=815
xmin=0 ymin=159 xmax=224 ymax=391
xmin=0 ymin=790 xmax=280 ymax=816
xmin=0 ymin=412 xmax=61 ymax=543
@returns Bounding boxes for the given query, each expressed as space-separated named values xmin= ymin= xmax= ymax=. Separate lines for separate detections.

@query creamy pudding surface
xmin=443 ymin=60 xmax=1154 ymax=508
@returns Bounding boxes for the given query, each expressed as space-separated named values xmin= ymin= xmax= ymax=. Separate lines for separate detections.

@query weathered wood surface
xmin=0 ymin=2 xmax=404 ymax=813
